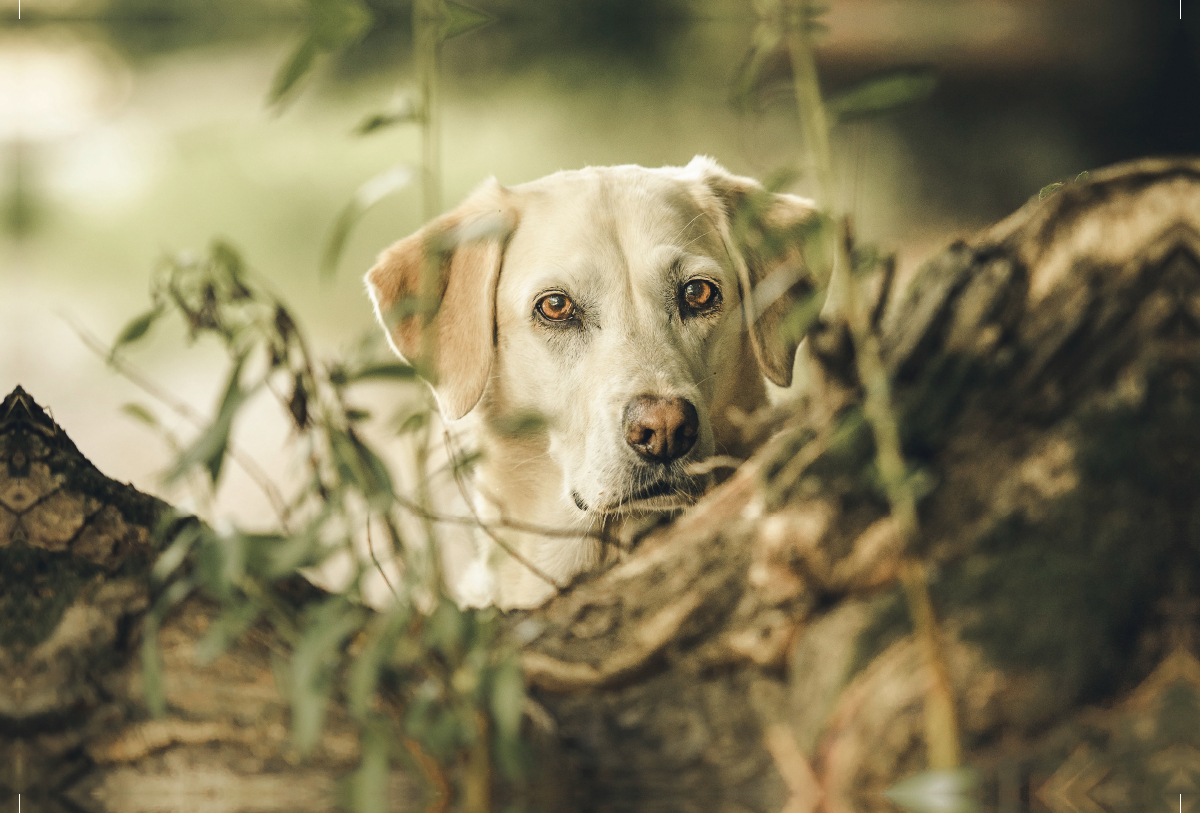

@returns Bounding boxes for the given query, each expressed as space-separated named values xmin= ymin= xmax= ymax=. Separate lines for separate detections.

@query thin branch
xmin=365 ymin=515 xmax=399 ymax=601
xmin=66 ymin=315 xmax=293 ymax=532
xmin=441 ymin=430 xmax=565 ymax=591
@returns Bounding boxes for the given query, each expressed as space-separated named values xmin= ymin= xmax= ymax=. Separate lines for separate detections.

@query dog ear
xmin=687 ymin=155 xmax=817 ymax=388
xmin=365 ymin=179 xmax=517 ymax=420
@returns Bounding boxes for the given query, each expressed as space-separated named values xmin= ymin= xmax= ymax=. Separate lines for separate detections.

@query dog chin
xmin=576 ymin=475 xmax=707 ymax=516
xmin=607 ymin=492 xmax=697 ymax=515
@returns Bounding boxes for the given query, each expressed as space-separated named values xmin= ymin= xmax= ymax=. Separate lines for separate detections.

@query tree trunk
xmin=519 ymin=157 xmax=1200 ymax=813
xmin=3 ymin=156 xmax=1199 ymax=813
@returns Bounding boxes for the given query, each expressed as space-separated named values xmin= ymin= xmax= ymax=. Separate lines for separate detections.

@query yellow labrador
xmin=366 ymin=156 xmax=815 ymax=608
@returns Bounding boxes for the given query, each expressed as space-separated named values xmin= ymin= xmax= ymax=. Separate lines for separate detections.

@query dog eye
xmin=681 ymin=279 xmax=719 ymax=312
xmin=536 ymin=293 xmax=576 ymax=321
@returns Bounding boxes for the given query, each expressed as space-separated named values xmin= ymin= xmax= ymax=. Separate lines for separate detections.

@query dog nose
xmin=623 ymin=395 xmax=699 ymax=463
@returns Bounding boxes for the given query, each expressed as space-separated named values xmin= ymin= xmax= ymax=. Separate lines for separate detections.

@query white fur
xmin=366 ymin=157 xmax=814 ymax=608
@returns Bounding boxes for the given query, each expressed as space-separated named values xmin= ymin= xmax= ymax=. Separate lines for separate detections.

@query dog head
xmin=366 ymin=156 xmax=816 ymax=519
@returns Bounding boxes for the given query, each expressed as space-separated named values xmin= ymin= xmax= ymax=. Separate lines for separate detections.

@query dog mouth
xmin=574 ymin=475 xmax=705 ymax=516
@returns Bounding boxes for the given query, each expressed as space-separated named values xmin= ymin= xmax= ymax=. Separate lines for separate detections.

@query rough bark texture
xmin=519 ymin=157 xmax=1200 ymax=813
xmin=0 ymin=389 xmax=418 ymax=813
xmin=3 ymin=156 xmax=1199 ymax=813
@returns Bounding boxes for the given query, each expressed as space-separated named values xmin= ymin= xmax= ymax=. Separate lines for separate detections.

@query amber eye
xmin=536 ymin=293 xmax=576 ymax=321
xmin=682 ymin=279 xmax=719 ymax=311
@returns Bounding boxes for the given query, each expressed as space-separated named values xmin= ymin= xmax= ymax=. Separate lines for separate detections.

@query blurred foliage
xmin=113 ymin=240 xmax=530 ymax=811
xmin=94 ymin=0 xmax=957 ymax=808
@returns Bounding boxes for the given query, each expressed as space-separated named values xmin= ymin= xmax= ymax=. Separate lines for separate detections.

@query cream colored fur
xmin=366 ymin=156 xmax=814 ymax=609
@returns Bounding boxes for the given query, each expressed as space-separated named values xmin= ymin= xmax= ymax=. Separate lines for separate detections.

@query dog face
xmin=366 ymin=156 xmax=815 ymax=522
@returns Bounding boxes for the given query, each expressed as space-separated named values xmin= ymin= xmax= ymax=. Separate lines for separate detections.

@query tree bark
xmin=0 ymin=388 xmax=414 ymax=813
xmin=519 ymin=157 xmax=1200 ymax=813
xmin=3 ymin=156 xmax=1199 ymax=813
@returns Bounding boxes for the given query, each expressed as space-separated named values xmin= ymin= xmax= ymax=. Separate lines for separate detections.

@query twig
xmin=404 ymin=736 xmax=451 ymax=813
xmin=66 ymin=315 xmax=293 ymax=531
xmin=441 ymin=430 xmax=564 ymax=591
xmin=780 ymin=0 xmax=962 ymax=770
xmin=365 ymin=516 xmax=399 ymax=601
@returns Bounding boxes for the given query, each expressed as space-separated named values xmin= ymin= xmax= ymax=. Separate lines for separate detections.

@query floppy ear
xmin=686 ymin=155 xmax=817 ymax=388
xmin=365 ymin=179 xmax=517 ymax=420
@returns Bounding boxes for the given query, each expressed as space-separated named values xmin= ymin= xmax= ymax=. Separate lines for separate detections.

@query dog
xmin=366 ymin=156 xmax=815 ymax=609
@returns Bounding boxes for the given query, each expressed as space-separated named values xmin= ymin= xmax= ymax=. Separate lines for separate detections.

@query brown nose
xmin=623 ymin=395 xmax=699 ymax=463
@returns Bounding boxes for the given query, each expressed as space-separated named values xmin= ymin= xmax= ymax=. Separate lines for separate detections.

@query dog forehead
xmin=502 ymin=166 xmax=723 ymax=277
xmin=519 ymin=165 xmax=707 ymax=235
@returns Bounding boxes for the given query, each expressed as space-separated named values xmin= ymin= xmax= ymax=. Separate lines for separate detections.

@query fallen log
xmin=3 ymin=155 xmax=1198 ymax=813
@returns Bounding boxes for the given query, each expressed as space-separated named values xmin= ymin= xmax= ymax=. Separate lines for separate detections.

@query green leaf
xmin=151 ymin=522 xmax=202 ymax=583
xmin=345 ymin=361 xmax=417 ymax=382
xmin=828 ymin=69 xmax=937 ymax=121
xmin=489 ymin=409 xmax=547 ymax=439
xmin=268 ymin=37 xmax=320 ymax=108
xmin=348 ymin=606 xmax=410 ymax=721
xmin=441 ymin=0 xmax=493 ymax=39
xmin=194 ymin=527 xmax=247 ymax=601
xmin=310 ymin=0 xmax=372 ymax=50
xmin=352 ymin=435 xmax=396 ymax=509
xmin=141 ymin=614 xmax=165 ymax=718
xmin=121 ymin=402 xmax=159 ymax=427
xmin=424 ymin=598 xmax=466 ymax=660
xmin=355 ymin=95 xmax=421 ymax=136
xmin=395 ymin=410 xmax=427 ymax=435
xmin=291 ymin=597 xmax=366 ymax=755
xmin=110 ymin=306 xmax=163 ymax=359
xmin=141 ymin=578 xmax=194 ymax=717
xmin=349 ymin=719 xmax=391 ymax=813
xmin=164 ymin=355 xmax=251 ymax=486
xmin=209 ymin=239 xmax=253 ymax=300
xmin=194 ymin=600 xmax=261 ymax=664
xmin=269 ymin=0 xmax=372 ymax=109
xmin=321 ymin=165 xmax=414 ymax=279
xmin=488 ymin=657 xmax=525 ymax=742
xmin=730 ymin=20 xmax=782 ymax=113
xmin=258 ymin=530 xmax=325 ymax=579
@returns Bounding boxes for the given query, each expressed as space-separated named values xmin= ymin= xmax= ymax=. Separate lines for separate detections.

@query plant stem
xmin=779 ymin=0 xmax=962 ymax=770
xmin=414 ymin=0 xmax=443 ymax=221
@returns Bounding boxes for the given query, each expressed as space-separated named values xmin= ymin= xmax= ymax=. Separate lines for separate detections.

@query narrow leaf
xmin=310 ymin=0 xmax=373 ymax=50
xmin=355 ymin=94 xmax=421 ymax=136
xmin=141 ymin=579 xmax=194 ymax=717
xmin=291 ymin=598 xmax=366 ymax=755
xmin=151 ymin=521 xmax=202 ymax=583
xmin=348 ymin=606 xmax=410 ymax=721
xmin=349 ymin=720 xmax=391 ymax=813
xmin=828 ymin=69 xmax=937 ymax=121
xmin=110 ymin=306 xmax=163 ymax=359
xmin=489 ymin=658 xmax=525 ymax=742
xmin=194 ymin=600 xmax=262 ymax=664
xmin=345 ymin=361 xmax=417 ymax=382
xmin=268 ymin=38 xmax=319 ymax=107
xmin=441 ymin=0 xmax=494 ymax=40
xmin=321 ymin=165 xmax=414 ymax=279
xmin=164 ymin=355 xmax=251 ymax=486
xmin=121 ymin=402 xmax=159 ymax=427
